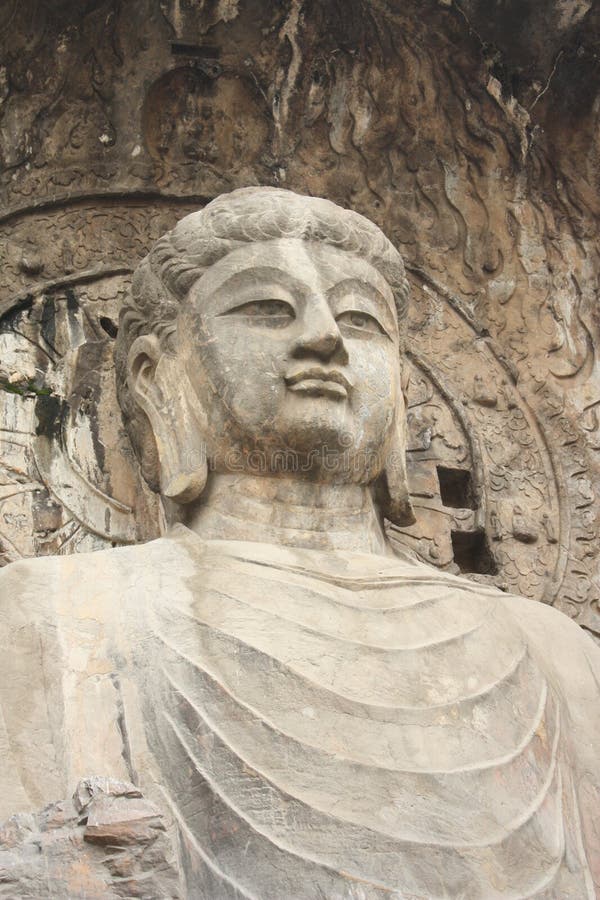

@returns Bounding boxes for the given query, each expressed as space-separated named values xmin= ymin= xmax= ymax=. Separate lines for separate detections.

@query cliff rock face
xmin=1 ymin=0 xmax=600 ymax=636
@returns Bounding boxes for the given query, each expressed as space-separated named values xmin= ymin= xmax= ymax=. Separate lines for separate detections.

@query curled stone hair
xmin=114 ymin=186 xmax=411 ymax=489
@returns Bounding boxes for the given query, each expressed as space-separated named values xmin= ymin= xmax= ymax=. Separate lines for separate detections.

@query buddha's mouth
xmin=285 ymin=367 xmax=351 ymax=400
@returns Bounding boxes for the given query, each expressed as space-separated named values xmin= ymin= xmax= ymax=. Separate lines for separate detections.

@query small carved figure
xmin=490 ymin=506 xmax=503 ymax=541
xmin=511 ymin=504 xmax=539 ymax=544
xmin=1 ymin=189 xmax=599 ymax=898
xmin=472 ymin=372 xmax=497 ymax=407
xmin=542 ymin=511 xmax=559 ymax=544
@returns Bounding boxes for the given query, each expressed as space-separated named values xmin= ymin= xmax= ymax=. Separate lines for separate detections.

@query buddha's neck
xmin=183 ymin=474 xmax=388 ymax=555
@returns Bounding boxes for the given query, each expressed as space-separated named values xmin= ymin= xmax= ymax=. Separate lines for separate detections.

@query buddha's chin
xmin=273 ymin=406 xmax=354 ymax=449
xmin=209 ymin=396 xmax=389 ymax=479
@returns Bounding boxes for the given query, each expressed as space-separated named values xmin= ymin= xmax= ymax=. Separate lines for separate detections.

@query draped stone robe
xmin=1 ymin=526 xmax=600 ymax=898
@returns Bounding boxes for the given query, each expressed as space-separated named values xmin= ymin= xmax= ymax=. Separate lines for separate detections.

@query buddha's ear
xmin=127 ymin=335 xmax=208 ymax=503
xmin=377 ymin=367 xmax=416 ymax=527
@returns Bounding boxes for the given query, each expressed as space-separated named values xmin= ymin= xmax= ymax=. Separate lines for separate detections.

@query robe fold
xmin=1 ymin=525 xmax=599 ymax=898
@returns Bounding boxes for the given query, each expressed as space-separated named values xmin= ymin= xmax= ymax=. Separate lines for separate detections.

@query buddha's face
xmin=177 ymin=238 xmax=403 ymax=482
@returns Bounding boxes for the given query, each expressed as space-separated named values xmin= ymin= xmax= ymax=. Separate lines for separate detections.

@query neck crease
xmin=183 ymin=474 xmax=389 ymax=554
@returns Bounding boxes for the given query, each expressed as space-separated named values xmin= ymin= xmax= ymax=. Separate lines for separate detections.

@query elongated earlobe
xmin=157 ymin=412 xmax=208 ymax=504
xmin=378 ymin=413 xmax=416 ymax=527
xmin=127 ymin=335 xmax=208 ymax=504
xmin=378 ymin=365 xmax=415 ymax=527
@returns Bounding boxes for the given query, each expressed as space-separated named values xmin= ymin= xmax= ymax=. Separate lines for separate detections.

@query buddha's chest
xmin=133 ymin=573 xmax=593 ymax=898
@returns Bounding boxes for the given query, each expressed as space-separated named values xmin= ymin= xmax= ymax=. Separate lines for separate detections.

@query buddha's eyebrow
xmin=327 ymin=278 xmax=397 ymax=325
xmin=210 ymin=266 xmax=307 ymax=302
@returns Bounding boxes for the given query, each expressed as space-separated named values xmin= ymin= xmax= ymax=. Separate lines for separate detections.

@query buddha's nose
xmin=292 ymin=299 xmax=348 ymax=362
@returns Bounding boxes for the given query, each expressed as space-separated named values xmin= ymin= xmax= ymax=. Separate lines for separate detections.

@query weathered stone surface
xmin=1 ymin=189 xmax=599 ymax=896
xmin=2 ymin=0 xmax=600 ymax=891
xmin=1 ymin=1 xmax=600 ymax=634
xmin=0 ymin=778 xmax=179 ymax=898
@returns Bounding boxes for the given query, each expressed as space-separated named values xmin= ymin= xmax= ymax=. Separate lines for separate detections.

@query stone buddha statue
xmin=1 ymin=187 xmax=599 ymax=898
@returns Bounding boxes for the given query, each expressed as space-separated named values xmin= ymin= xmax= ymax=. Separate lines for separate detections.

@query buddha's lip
xmin=285 ymin=368 xmax=353 ymax=391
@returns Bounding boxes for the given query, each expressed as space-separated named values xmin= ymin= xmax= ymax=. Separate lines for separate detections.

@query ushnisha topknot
xmin=115 ymin=187 xmax=410 ymax=486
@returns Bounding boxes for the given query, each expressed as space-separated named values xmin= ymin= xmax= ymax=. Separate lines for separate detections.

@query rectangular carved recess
xmin=437 ymin=466 xmax=477 ymax=510
xmin=451 ymin=530 xmax=498 ymax=576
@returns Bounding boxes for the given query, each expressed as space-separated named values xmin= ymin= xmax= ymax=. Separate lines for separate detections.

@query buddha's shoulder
xmin=413 ymin=560 xmax=597 ymax=649
xmin=0 ymin=534 xmax=192 ymax=627
xmin=406 ymin=560 xmax=600 ymax=689
xmin=448 ymin=569 xmax=600 ymax=671
xmin=410 ymin=565 xmax=600 ymax=733
xmin=497 ymin=588 xmax=600 ymax=691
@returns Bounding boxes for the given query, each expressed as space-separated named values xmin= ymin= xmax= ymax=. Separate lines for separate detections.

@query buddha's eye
xmin=222 ymin=299 xmax=295 ymax=328
xmin=336 ymin=309 xmax=386 ymax=335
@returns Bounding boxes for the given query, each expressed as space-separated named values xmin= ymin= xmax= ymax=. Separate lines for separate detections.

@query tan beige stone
xmin=1 ymin=189 xmax=599 ymax=897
